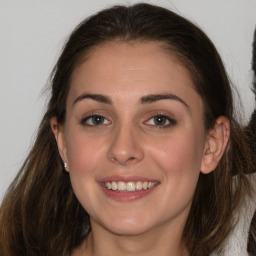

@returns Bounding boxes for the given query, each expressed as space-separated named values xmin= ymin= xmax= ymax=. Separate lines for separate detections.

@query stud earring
xmin=64 ymin=162 xmax=67 ymax=168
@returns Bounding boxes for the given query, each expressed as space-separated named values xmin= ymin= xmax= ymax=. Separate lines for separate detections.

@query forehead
xmin=71 ymin=41 xmax=193 ymax=87
xmin=68 ymin=40 xmax=202 ymax=111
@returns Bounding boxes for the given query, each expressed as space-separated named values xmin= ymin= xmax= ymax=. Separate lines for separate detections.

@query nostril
xmin=128 ymin=157 xmax=136 ymax=162
xmin=109 ymin=155 xmax=139 ymax=165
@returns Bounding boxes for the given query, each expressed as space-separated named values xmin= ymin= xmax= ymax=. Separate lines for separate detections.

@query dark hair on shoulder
xmin=247 ymin=27 xmax=256 ymax=256
xmin=0 ymin=3 xmax=252 ymax=256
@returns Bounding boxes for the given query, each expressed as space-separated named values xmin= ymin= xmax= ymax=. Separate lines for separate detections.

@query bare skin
xmin=52 ymin=41 xmax=229 ymax=256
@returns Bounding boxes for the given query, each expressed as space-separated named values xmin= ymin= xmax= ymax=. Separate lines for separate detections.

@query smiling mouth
xmin=102 ymin=181 xmax=158 ymax=192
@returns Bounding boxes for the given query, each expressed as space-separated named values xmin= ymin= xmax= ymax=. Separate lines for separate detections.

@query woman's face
xmin=56 ymin=41 xmax=210 ymax=236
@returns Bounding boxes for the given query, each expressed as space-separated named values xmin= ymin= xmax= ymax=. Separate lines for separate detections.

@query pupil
xmin=154 ymin=116 xmax=166 ymax=125
xmin=92 ymin=115 xmax=103 ymax=125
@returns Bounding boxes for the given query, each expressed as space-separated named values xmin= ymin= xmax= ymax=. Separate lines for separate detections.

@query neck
xmin=73 ymin=220 xmax=189 ymax=256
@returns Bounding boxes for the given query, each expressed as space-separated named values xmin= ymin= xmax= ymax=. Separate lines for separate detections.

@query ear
xmin=201 ymin=116 xmax=230 ymax=174
xmin=50 ymin=117 xmax=69 ymax=171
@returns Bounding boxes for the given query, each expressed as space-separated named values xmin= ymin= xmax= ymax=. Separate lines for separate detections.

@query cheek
xmin=65 ymin=133 xmax=107 ymax=212
xmin=142 ymin=130 xmax=205 ymax=221
xmin=65 ymin=131 xmax=106 ymax=178
xmin=147 ymin=131 xmax=204 ymax=180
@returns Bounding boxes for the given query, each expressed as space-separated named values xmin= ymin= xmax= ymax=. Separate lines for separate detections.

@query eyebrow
xmin=73 ymin=92 xmax=189 ymax=109
xmin=73 ymin=93 xmax=113 ymax=106
xmin=140 ymin=93 xmax=189 ymax=108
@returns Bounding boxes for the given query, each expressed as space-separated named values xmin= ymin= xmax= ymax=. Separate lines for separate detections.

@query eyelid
xmin=143 ymin=112 xmax=177 ymax=128
xmin=80 ymin=113 xmax=112 ymax=127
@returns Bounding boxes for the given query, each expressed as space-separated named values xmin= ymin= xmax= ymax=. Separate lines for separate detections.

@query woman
xmin=0 ymin=3 xmax=253 ymax=256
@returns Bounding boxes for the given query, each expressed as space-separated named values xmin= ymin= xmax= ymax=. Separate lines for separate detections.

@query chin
xmin=107 ymin=224 xmax=152 ymax=236
xmin=98 ymin=214 xmax=155 ymax=236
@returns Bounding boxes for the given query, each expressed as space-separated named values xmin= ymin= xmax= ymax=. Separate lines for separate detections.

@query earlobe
xmin=50 ymin=117 xmax=68 ymax=170
xmin=201 ymin=116 xmax=230 ymax=174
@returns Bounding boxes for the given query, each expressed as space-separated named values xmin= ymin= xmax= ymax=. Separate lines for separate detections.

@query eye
xmin=145 ymin=114 xmax=176 ymax=128
xmin=81 ymin=115 xmax=111 ymax=126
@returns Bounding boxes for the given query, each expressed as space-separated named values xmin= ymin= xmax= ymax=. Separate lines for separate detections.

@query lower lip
xmin=100 ymin=184 xmax=158 ymax=202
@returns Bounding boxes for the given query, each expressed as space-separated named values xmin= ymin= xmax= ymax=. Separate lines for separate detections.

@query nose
xmin=107 ymin=125 xmax=144 ymax=166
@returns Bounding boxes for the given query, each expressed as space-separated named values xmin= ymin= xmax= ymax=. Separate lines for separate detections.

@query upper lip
xmin=99 ymin=175 xmax=159 ymax=183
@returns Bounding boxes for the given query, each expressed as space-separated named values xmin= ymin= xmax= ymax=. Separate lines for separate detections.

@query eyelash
xmin=80 ymin=114 xmax=111 ymax=127
xmin=144 ymin=114 xmax=177 ymax=128
xmin=80 ymin=114 xmax=177 ymax=128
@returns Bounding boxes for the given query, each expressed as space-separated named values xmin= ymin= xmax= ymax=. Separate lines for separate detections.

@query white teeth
xmin=117 ymin=181 xmax=126 ymax=191
xmin=106 ymin=182 xmax=112 ymax=189
xmin=142 ymin=182 xmax=148 ymax=190
xmin=148 ymin=182 xmax=154 ymax=188
xmin=136 ymin=181 xmax=142 ymax=190
xmin=126 ymin=182 xmax=136 ymax=191
xmin=104 ymin=181 xmax=157 ymax=192
xmin=112 ymin=181 xmax=118 ymax=190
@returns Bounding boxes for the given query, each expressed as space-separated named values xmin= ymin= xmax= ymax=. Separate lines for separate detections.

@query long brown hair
xmin=0 ymin=3 xmax=252 ymax=256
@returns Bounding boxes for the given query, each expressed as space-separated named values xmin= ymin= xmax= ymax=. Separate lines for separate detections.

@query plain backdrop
xmin=1 ymin=0 xmax=256 ymax=202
